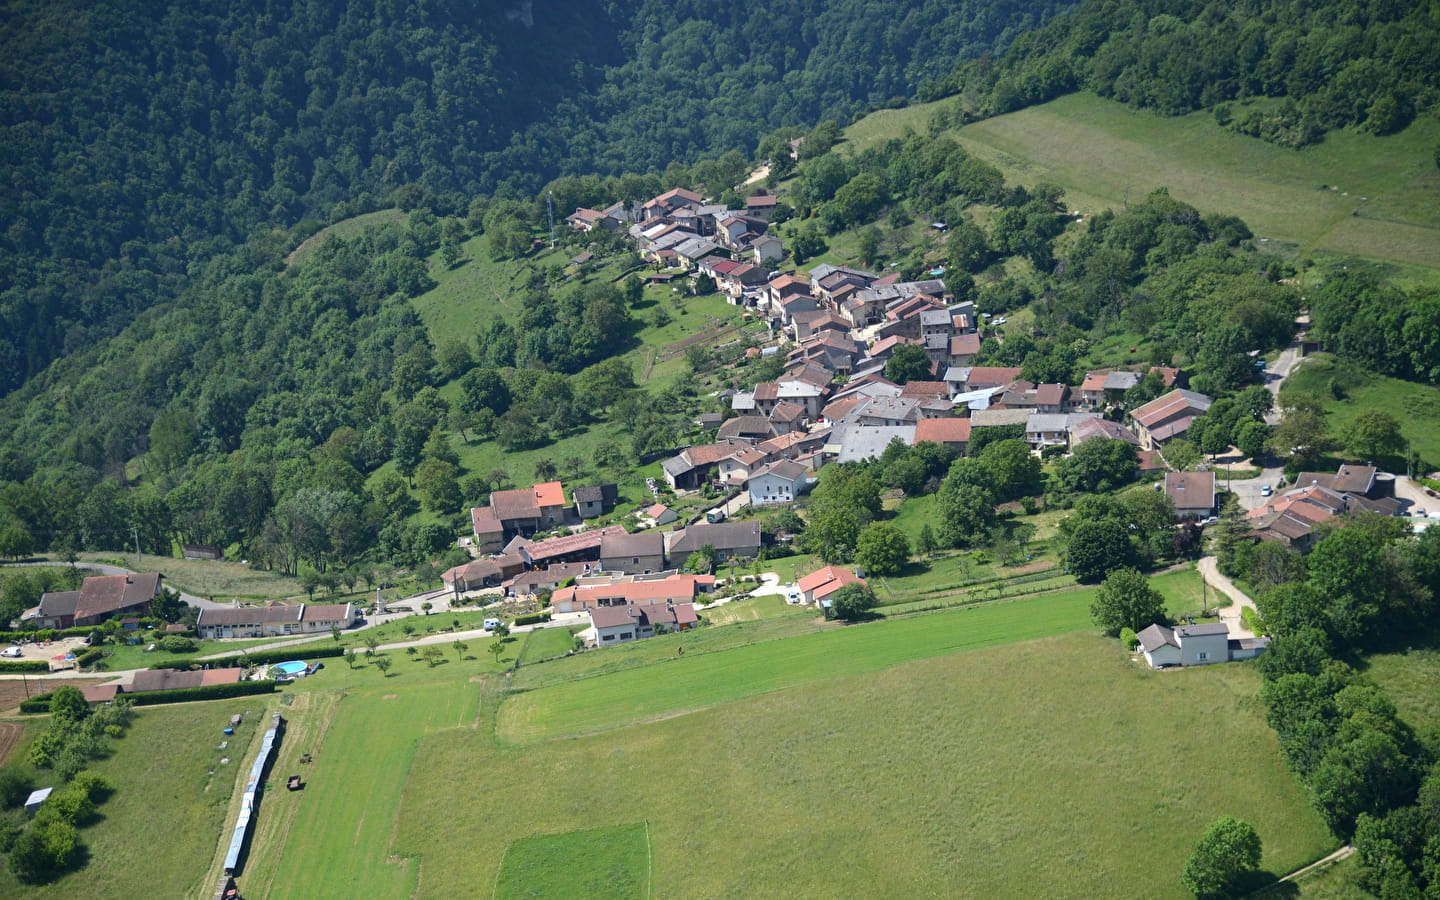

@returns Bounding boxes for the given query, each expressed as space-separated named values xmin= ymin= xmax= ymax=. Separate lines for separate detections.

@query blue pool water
xmin=271 ymin=661 xmax=307 ymax=677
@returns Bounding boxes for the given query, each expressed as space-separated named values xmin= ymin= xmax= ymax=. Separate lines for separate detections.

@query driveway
xmin=1197 ymin=556 xmax=1256 ymax=639
xmin=1223 ymin=342 xmax=1307 ymax=511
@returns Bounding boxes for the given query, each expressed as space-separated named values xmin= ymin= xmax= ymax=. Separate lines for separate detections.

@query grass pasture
xmin=0 ymin=698 xmax=273 ymax=899
xmin=394 ymin=630 xmax=1335 ymax=899
xmin=496 ymin=588 xmax=1097 ymax=744
xmin=239 ymin=679 xmax=479 ymax=900
xmin=76 ymin=552 xmax=305 ymax=601
xmin=493 ymin=823 xmax=651 ymax=900
xmin=1283 ymin=354 xmax=1440 ymax=469
xmin=847 ymin=92 xmax=1440 ymax=276
xmin=1362 ymin=646 xmax=1440 ymax=745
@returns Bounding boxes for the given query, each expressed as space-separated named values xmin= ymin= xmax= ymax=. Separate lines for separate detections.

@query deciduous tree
xmin=1089 ymin=566 xmax=1167 ymax=634
xmin=1181 ymin=817 xmax=1261 ymax=899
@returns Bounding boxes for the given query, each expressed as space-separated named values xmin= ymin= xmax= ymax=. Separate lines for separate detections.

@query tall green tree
xmin=1180 ymin=817 xmax=1262 ymax=900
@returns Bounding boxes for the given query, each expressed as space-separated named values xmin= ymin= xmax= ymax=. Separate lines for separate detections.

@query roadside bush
xmin=1119 ymin=627 xmax=1138 ymax=650
xmin=8 ymin=817 xmax=80 ymax=883
xmin=513 ymin=612 xmax=551 ymax=627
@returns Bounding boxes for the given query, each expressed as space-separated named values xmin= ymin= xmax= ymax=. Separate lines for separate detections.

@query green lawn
xmin=1284 ymin=854 xmax=1377 ymax=899
xmin=1284 ymin=354 xmax=1440 ymax=470
xmin=97 ymin=635 xmax=281 ymax=670
xmin=519 ymin=625 xmax=579 ymax=664
xmin=847 ymin=92 xmax=1440 ymax=277
xmin=394 ymin=629 xmax=1334 ymax=899
xmin=0 ymin=698 xmax=273 ymax=899
xmin=494 ymin=823 xmax=650 ymax=900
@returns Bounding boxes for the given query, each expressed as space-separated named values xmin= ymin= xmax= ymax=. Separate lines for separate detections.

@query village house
xmin=26 ymin=573 xmax=164 ymax=629
xmin=796 ymin=565 xmax=867 ymax=611
xmin=746 ymin=459 xmax=811 ymax=505
xmin=195 ymin=602 xmax=356 ymax=640
xmin=565 ymin=207 xmax=621 ymax=233
xmin=1165 ymin=471 xmax=1217 ymax=520
xmin=1128 ymin=389 xmax=1214 ymax=449
xmin=914 ymin=417 xmax=972 ymax=455
xmin=442 ymin=554 xmax=528 ymax=594
xmin=667 ymin=520 xmax=764 ymax=562
xmin=599 ymin=530 xmax=667 ymax=574
xmin=470 ymin=481 xmax=570 ymax=549
xmin=1136 ymin=622 xmax=1267 ymax=668
xmin=589 ymin=602 xmax=699 ymax=645
xmin=552 ymin=572 xmax=714 ymax=614
xmin=573 ymin=483 xmax=619 ymax=521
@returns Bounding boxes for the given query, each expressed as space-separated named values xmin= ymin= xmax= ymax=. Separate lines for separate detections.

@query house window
xmin=619 ymin=632 xmax=633 ymax=641
xmin=602 ymin=634 xmax=615 ymax=641
xmin=1197 ymin=651 xmax=1209 ymax=661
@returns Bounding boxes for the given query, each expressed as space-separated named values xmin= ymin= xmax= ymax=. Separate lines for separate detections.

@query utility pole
xmin=131 ymin=525 xmax=141 ymax=569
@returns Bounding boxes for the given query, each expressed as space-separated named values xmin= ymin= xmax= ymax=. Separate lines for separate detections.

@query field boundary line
xmin=645 ymin=818 xmax=654 ymax=900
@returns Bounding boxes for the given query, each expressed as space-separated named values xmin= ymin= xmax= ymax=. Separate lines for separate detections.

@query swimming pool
xmin=270 ymin=661 xmax=307 ymax=677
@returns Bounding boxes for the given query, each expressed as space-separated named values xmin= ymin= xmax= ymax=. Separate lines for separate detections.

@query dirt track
xmin=0 ymin=721 xmax=23 ymax=765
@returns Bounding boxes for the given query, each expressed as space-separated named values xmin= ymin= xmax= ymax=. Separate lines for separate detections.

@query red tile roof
xmin=915 ymin=418 xmax=972 ymax=445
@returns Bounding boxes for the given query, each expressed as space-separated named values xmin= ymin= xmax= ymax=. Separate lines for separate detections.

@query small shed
xmin=25 ymin=787 xmax=53 ymax=817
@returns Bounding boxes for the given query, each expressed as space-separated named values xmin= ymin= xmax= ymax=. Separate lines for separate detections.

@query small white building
xmin=745 ymin=460 xmax=811 ymax=505
xmin=25 ymin=787 xmax=53 ymax=817
xmin=1136 ymin=622 xmax=1265 ymax=668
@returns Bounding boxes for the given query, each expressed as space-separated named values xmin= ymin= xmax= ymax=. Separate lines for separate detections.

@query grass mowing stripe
xmin=263 ymin=681 xmax=478 ymax=899
xmin=496 ymin=588 xmax=1098 ymax=744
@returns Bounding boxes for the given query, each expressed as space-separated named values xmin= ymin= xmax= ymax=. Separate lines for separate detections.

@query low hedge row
xmin=0 ymin=627 xmax=92 ymax=643
xmin=127 ymin=680 xmax=278 ymax=706
xmin=512 ymin=612 xmax=551 ymax=627
xmin=18 ymin=697 xmax=52 ymax=713
xmin=0 ymin=660 xmax=51 ymax=673
xmin=152 ymin=644 xmax=347 ymax=670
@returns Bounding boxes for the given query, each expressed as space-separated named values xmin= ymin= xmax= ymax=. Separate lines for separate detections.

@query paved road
xmin=1225 ymin=342 xmax=1307 ymax=512
xmin=1197 ymin=555 xmax=1256 ymax=639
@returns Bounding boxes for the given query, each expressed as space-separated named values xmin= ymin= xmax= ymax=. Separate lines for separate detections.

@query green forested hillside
xmin=0 ymin=0 xmax=1073 ymax=396
xmin=922 ymin=0 xmax=1440 ymax=144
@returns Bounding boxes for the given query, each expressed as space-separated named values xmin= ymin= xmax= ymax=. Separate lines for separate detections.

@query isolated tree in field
xmin=344 ymin=649 xmax=356 ymax=669
xmin=829 ymin=583 xmax=878 ymax=622
xmin=1181 ymin=817 xmax=1261 ymax=899
xmin=854 ymin=522 xmax=910 ymax=576
xmin=362 ymin=633 xmax=379 ymax=657
xmin=330 ymin=624 xmax=341 ymax=642
xmin=421 ymin=646 xmax=443 ymax=667
xmin=0 ymin=524 xmax=34 ymax=560
xmin=1090 ymin=567 xmax=1168 ymax=634
xmin=1338 ymin=409 xmax=1404 ymax=461
xmin=884 ymin=344 xmax=933 ymax=385
xmin=492 ymin=622 xmax=510 ymax=640
xmin=488 ymin=640 xmax=504 ymax=664
xmin=452 ymin=639 xmax=468 ymax=659
xmin=374 ymin=655 xmax=392 ymax=677
xmin=534 ymin=457 xmax=558 ymax=482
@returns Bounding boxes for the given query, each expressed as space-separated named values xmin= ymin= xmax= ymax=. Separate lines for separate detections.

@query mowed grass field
xmin=0 ymin=698 xmax=273 ymax=899
xmin=392 ymin=629 xmax=1334 ymax=899
xmin=848 ymin=92 xmax=1440 ymax=275
xmin=238 ymin=678 xmax=480 ymax=900
xmin=493 ymin=823 xmax=650 ymax=900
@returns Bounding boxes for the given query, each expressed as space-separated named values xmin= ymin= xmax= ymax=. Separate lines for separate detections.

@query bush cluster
xmin=512 ymin=612 xmax=551 ymax=627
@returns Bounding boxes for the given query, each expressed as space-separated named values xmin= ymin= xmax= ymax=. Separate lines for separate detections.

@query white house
xmin=1135 ymin=622 xmax=1262 ymax=668
xmin=745 ymin=460 xmax=811 ymax=505
xmin=590 ymin=602 xmax=698 ymax=645
xmin=196 ymin=603 xmax=356 ymax=640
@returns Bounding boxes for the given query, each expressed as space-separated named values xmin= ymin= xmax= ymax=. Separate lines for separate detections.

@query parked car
xmin=483 ymin=618 xmax=501 ymax=631
xmin=1261 ymin=485 xmax=1273 ymax=496
xmin=1 ymin=647 xmax=22 ymax=659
